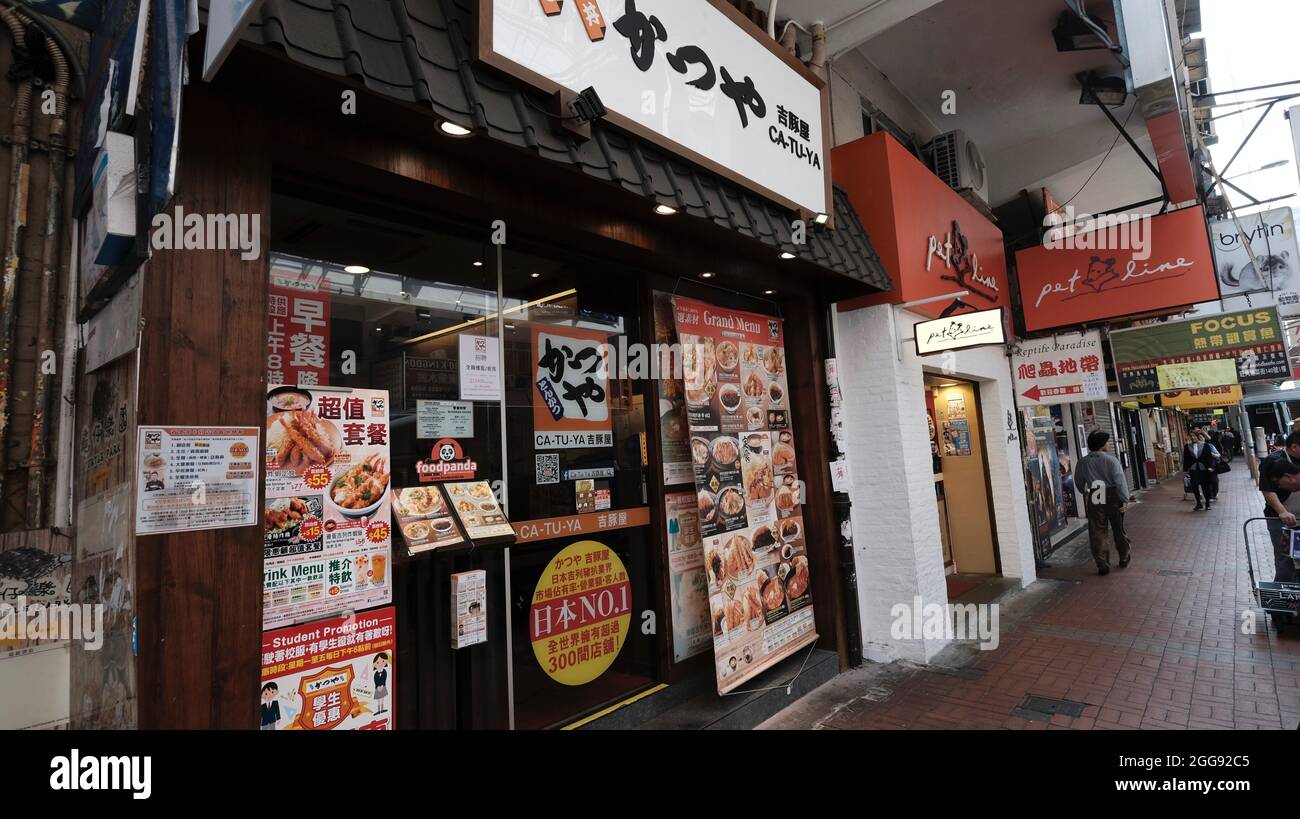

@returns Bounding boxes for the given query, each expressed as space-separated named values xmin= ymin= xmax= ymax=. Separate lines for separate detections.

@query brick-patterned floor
xmin=768 ymin=467 xmax=1300 ymax=730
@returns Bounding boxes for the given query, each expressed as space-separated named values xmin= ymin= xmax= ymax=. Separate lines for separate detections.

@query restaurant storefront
xmin=70 ymin=1 xmax=893 ymax=729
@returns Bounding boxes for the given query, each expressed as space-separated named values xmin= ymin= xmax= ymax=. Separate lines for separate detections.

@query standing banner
xmin=1109 ymin=307 xmax=1288 ymax=396
xmin=260 ymin=607 xmax=395 ymax=731
xmin=1012 ymin=330 xmax=1108 ymax=407
xmin=263 ymin=387 xmax=392 ymax=628
xmin=672 ymin=297 xmax=816 ymax=694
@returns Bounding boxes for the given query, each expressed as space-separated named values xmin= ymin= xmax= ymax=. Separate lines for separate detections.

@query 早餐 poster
xmin=260 ymin=607 xmax=396 ymax=730
xmin=263 ymin=387 xmax=393 ymax=629
xmin=672 ymin=297 xmax=816 ymax=693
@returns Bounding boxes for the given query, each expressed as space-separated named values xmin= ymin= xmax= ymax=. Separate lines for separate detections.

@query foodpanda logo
xmin=438 ymin=441 xmax=458 ymax=462
xmin=417 ymin=439 xmax=476 ymax=481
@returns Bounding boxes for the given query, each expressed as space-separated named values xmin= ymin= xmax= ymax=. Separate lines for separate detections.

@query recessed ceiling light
xmin=700 ymin=271 xmax=716 ymax=279
xmin=530 ymin=272 xmax=541 ymax=278
xmin=654 ymin=204 xmax=678 ymax=216
xmin=440 ymin=120 xmax=473 ymax=137
xmin=779 ymin=252 xmax=796 ymax=260
xmin=473 ymin=261 xmax=483 ymax=267
xmin=764 ymin=289 xmax=776 ymax=295
xmin=344 ymin=265 xmax=370 ymax=275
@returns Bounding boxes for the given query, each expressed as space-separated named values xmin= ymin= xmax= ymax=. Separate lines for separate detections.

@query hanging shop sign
xmin=531 ymin=325 xmax=614 ymax=449
xmin=1012 ymin=330 xmax=1108 ymax=407
xmin=672 ymin=296 xmax=817 ymax=694
xmin=831 ymin=132 xmax=1014 ymax=322
xmin=480 ymin=0 xmax=830 ymax=216
xmin=134 ymin=426 xmax=259 ymax=536
xmin=459 ymin=335 xmax=501 ymax=402
xmin=260 ymin=607 xmax=396 ymax=731
xmin=267 ymin=286 xmax=331 ymax=387
xmin=529 ymin=540 xmax=632 ymax=686
xmin=913 ymin=308 xmax=1006 ymax=356
xmin=1014 ymin=205 xmax=1219 ymax=333
xmin=1159 ymin=385 xmax=1244 ymax=409
xmin=263 ymin=387 xmax=392 ymax=628
xmin=392 ymin=486 xmax=465 ymax=554
xmin=1109 ymin=307 xmax=1288 ymax=396
xmin=664 ymin=491 xmax=711 ymax=663
xmin=203 ymin=0 xmax=266 ymax=82
xmin=1209 ymin=207 xmax=1300 ymax=315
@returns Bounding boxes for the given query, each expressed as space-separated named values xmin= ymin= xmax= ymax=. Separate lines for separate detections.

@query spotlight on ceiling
xmin=763 ymin=289 xmax=776 ymax=295
xmin=1079 ymin=74 xmax=1128 ymax=108
xmin=779 ymin=252 xmax=796 ymax=260
xmin=654 ymin=204 xmax=678 ymax=216
xmin=473 ymin=261 xmax=483 ymax=267
xmin=344 ymin=265 xmax=371 ymax=275
xmin=813 ymin=213 xmax=829 ymax=226
xmin=700 ymin=271 xmax=716 ymax=279
xmin=1053 ymin=10 xmax=1110 ymax=52
xmin=569 ymin=86 xmax=608 ymax=123
xmin=439 ymin=120 xmax=474 ymax=138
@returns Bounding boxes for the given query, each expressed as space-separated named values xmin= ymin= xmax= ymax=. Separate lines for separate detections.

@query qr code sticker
xmin=536 ymin=453 xmax=560 ymax=485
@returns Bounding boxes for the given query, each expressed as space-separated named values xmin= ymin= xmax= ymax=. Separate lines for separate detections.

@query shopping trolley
xmin=1243 ymin=517 xmax=1300 ymax=630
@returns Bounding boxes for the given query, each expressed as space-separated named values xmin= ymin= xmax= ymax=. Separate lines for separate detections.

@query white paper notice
xmin=418 ymin=400 xmax=474 ymax=439
xmin=459 ymin=335 xmax=501 ymax=401
xmin=135 ymin=426 xmax=260 ymax=535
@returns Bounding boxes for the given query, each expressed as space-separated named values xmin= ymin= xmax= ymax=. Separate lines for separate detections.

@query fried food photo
xmin=744 ymin=584 xmax=763 ymax=622
xmin=269 ymin=410 xmax=340 ymax=473
xmin=726 ymin=599 xmax=746 ymax=631
xmin=264 ymin=498 xmax=309 ymax=535
xmin=787 ymin=556 xmax=810 ymax=599
xmin=330 ymin=453 xmax=391 ymax=511
xmin=762 ymin=572 xmax=785 ymax=612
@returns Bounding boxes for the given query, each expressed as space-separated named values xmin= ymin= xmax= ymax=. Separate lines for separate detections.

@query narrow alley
xmin=763 ymin=467 xmax=1300 ymax=730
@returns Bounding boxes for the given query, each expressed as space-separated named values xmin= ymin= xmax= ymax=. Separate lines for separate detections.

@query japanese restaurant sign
xmin=1109 ymin=308 xmax=1288 ymax=396
xmin=134 ymin=426 xmax=259 ymax=535
xmin=531 ymin=325 xmax=614 ymax=449
xmin=1014 ymin=206 xmax=1219 ymax=333
xmin=672 ymin=296 xmax=817 ymax=694
xmin=263 ymin=387 xmax=392 ymax=628
xmin=260 ymin=607 xmax=396 ymax=731
xmin=1012 ymin=330 xmax=1108 ymax=407
xmin=530 ymin=540 xmax=631 ymax=686
xmin=913 ymin=308 xmax=1006 ymax=356
xmin=267 ymin=284 xmax=330 ymax=387
xmin=479 ymin=0 xmax=830 ymax=216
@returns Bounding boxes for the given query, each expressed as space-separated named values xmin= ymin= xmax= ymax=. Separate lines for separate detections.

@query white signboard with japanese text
xmin=1012 ymin=330 xmax=1108 ymax=407
xmin=459 ymin=335 xmax=501 ymax=402
xmin=482 ymin=0 xmax=830 ymax=215
xmin=134 ymin=426 xmax=260 ymax=536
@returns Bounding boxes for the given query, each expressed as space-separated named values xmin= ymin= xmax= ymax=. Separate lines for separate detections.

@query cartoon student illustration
xmin=261 ymin=682 xmax=281 ymax=730
xmin=373 ymin=653 xmax=390 ymax=715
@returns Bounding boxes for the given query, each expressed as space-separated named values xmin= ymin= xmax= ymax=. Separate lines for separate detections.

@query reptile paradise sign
xmin=1109 ymin=307 xmax=1288 ymax=396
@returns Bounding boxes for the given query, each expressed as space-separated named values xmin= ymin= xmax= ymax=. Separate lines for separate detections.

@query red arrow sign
xmin=1022 ymin=385 xmax=1041 ymax=402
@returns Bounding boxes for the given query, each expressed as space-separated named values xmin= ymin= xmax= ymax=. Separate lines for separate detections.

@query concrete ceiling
xmin=781 ymin=0 xmax=1160 ymax=206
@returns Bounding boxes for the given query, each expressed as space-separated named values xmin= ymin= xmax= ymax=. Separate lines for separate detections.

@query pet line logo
xmin=530 ymin=540 xmax=631 ymax=686
xmin=416 ymin=439 xmax=477 ymax=482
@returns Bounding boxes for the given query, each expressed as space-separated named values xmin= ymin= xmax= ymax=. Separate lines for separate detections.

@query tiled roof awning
xmin=243 ymin=0 xmax=891 ymax=291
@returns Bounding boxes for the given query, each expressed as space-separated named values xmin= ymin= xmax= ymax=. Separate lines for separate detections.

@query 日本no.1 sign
xmin=1011 ymin=330 xmax=1108 ymax=407
xmin=479 ymin=0 xmax=830 ymax=216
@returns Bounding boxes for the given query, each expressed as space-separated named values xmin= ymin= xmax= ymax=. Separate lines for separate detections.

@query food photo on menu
xmin=443 ymin=481 xmax=514 ymax=540
xmin=391 ymin=486 xmax=463 ymax=554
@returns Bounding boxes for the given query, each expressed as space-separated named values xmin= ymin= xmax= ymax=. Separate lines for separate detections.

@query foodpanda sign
xmin=416 ymin=439 xmax=477 ymax=482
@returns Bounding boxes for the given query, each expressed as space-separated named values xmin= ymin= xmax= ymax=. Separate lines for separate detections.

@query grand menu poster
xmin=263 ymin=387 xmax=393 ymax=628
xmin=672 ymin=297 xmax=817 ymax=693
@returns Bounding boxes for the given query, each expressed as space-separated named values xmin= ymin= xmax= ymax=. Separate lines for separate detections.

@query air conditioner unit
xmin=925 ymin=130 xmax=990 ymax=208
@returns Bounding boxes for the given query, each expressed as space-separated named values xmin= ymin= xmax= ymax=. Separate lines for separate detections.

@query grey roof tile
xmin=244 ymin=0 xmax=890 ymax=291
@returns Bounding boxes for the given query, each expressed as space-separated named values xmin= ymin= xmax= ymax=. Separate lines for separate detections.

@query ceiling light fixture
xmin=764 ymin=289 xmax=776 ymax=295
xmin=813 ymin=213 xmax=829 ymax=226
xmin=655 ymin=204 xmax=679 ymax=216
xmin=779 ymin=252 xmax=796 ymax=260
xmin=1079 ymin=73 xmax=1128 ymax=108
xmin=439 ymin=120 xmax=474 ymax=138
xmin=1053 ymin=10 xmax=1110 ymax=52
xmin=473 ymin=261 xmax=484 ymax=267
xmin=700 ymin=271 xmax=716 ymax=279
xmin=344 ymin=265 xmax=370 ymax=275
xmin=530 ymin=272 xmax=541 ymax=278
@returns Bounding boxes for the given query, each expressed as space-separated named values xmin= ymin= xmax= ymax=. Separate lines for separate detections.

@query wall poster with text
xmin=263 ymin=387 xmax=392 ymax=629
xmin=673 ymin=297 xmax=817 ymax=694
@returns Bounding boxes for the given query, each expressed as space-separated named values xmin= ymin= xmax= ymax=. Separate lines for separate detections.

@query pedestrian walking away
xmin=1073 ymin=430 xmax=1132 ymax=575
xmin=1182 ymin=429 xmax=1219 ymax=510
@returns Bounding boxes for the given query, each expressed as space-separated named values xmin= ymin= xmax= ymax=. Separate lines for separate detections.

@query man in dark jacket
xmin=1182 ymin=429 xmax=1219 ymax=510
xmin=1073 ymin=430 xmax=1132 ymax=575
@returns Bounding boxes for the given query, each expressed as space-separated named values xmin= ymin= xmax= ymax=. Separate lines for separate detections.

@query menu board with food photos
xmin=443 ymin=481 xmax=515 ymax=541
xmin=263 ymin=386 xmax=393 ymax=629
xmin=673 ymin=297 xmax=817 ymax=694
xmin=392 ymin=486 xmax=464 ymax=555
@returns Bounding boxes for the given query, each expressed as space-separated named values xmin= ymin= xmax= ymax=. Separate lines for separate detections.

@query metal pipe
xmin=809 ymin=21 xmax=827 ymax=81
xmin=767 ymin=0 xmax=777 ymax=38
xmin=27 ymin=14 xmax=70 ymax=528
xmin=0 ymin=7 xmax=34 ymax=515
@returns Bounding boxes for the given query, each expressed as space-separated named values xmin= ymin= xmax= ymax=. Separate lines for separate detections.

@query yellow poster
xmin=1161 ymin=385 xmax=1244 ymax=409
xmin=530 ymin=540 xmax=631 ymax=686
xmin=1155 ymin=359 xmax=1239 ymax=391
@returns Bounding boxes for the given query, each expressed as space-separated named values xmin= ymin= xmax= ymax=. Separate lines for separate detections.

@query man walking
xmin=1183 ymin=429 xmax=1219 ymax=510
xmin=1074 ymin=430 xmax=1132 ymax=575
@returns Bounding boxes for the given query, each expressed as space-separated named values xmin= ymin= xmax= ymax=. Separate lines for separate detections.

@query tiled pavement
xmin=762 ymin=467 xmax=1300 ymax=730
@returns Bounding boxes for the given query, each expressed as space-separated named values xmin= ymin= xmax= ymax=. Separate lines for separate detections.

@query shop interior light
xmin=403 ymin=288 xmax=578 ymax=346
xmin=654 ymin=204 xmax=678 ymax=216
xmin=473 ymin=261 xmax=484 ymax=267
xmin=439 ymin=120 xmax=474 ymax=137
xmin=530 ymin=272 xmax=541 ymax=278
xmin=763 ymin=289 xmax=776 ymax=295
xmin=344 ymin=265 xmax=370 ymax=275
xmin=700 ymin=271 xmax=716 ymax=279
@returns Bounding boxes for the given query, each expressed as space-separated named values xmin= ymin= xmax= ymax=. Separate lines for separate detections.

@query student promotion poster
xmin=672 ymin=297 xmax=817 ymax=693
xmin=263 ymin=386 xmax=393 ymax=628
xmin=260 ymin=607 xmax=396 ymax=731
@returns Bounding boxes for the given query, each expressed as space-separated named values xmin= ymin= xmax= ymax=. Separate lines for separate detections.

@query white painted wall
xmin=832 ymin=304 xmax=1037 ymax=664
xmin=997 ymin=130 xmax=1166 ymax=214
xmin=827 ymin=49 xmax=942 ymax=149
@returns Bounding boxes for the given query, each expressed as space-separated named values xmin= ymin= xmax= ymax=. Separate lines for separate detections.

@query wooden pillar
xmin=131 ymin=85 xmax=271 ymax=728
